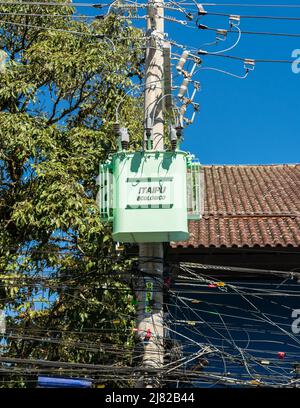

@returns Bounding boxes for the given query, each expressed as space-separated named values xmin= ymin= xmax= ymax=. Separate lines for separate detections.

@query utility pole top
xmin=144 ymin=0 xmax=165 ymax=150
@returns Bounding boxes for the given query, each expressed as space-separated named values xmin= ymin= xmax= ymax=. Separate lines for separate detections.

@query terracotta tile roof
xmin=175 ymin=164 xmax=300 ymax=248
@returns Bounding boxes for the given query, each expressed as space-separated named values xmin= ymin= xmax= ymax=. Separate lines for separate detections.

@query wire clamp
xmin=197 ymin=4 xmax=207 ymax=16
xmin=244 ymin=59 xmax=256 ymax=71
xmin=229 ymin=15 xmax=241 ymax=25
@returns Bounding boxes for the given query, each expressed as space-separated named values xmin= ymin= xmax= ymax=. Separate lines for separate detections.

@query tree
xmin=0 ymin=0 xmax=143 ymax=387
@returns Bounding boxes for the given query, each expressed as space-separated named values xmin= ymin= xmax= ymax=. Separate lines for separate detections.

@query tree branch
xmin=47 ymin=79 xmax=91 ymax=125
xmin=47 ymin=89 xmax=63 ymax=124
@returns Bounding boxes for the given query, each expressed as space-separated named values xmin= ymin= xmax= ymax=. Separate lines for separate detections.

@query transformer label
xmin=126 ymin=179 xmax=173 ymax=208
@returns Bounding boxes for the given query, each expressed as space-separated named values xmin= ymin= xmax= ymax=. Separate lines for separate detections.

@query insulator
xmin=169 ymin=127 xmax=177 ymax=151
xmin=145 ymin=116 xmax=153 ymax=140
xmin=169 ymin=140 xmax=176 ymax=151
xmin=145 ymin=128 xmax=152 ymax=139
xmin=170 ymin=127 xmax=177 ymax=141
xmin=176 ymin=50 xmax=189 ymax=73
xmin=197 ymin=24 xmax=208 ymax=30
xmin=113 ymin=122 xmax=121 ymax=136
xmin=175 ymin=126 xmax=183 ymax=138
xmin=180 ymin=104 xmax=187 ymax=116
xmin=120 ymin=127 xmax=129 ymax=150
xmin=120 ymin=127 xmax=129 ymax=141
xmin=178 ymin=78 xmax=190 ymax=99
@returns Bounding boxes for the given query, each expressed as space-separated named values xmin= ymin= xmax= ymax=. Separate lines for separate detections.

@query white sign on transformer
xmin=126 ymin=179 xmax=173 ymax=207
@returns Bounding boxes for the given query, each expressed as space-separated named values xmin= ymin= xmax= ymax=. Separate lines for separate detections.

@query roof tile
xmin=174 ymin=164 xmax=300 ymax=248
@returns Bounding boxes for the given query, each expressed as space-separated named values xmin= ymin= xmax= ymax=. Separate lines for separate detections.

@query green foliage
xmin=0 ymin=1 xmax=143 ymax=387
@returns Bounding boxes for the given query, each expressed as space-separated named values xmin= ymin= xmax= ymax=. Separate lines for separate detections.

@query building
xmin=168 ymin=164 xmax=300 ymax=271
xmin=165 ymin=164 xmax=300 ymax=387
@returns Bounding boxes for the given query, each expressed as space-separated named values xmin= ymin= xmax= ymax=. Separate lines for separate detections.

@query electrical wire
xmin=195 ymin=65 xmax=249 ymax=79
xmin=205 ymin=25 xmax=300 ymax=38
xmin=0 ymin=12 xmax=96 ymax=18
xmin=179 ymin=2 xmax=300 ymax=9
xmin=0 ymin=1 xmax=112 ymax=7
xmin=202 ymin=11 xmax=300 ymax=21
xmin=205 ymin=22 xmax=241 ymax=54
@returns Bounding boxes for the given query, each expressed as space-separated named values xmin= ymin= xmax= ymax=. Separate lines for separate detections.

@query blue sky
xmin=76 ymin=1 xmax=300 ymax=164
xmin=163 ymin=1 xmax=300 ymax=165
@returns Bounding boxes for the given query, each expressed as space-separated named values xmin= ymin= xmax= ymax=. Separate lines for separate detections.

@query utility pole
xmin=135 ymin=0 xmax=165 ymax=388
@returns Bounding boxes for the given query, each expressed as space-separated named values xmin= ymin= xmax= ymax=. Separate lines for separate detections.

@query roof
xmin=175 ymin=164 xmax=300 ymax=249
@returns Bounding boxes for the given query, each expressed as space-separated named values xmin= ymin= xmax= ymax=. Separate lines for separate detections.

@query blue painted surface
xmin=37 ymin=376 xmax=92 ymax=388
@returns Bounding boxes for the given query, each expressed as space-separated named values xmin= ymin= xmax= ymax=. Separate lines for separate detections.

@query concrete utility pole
xmin=135 ymin=0 xmax=165 ymax=388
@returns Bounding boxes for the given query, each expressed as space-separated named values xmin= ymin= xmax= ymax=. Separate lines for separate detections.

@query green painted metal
xmin=98 ymin=163 xmax=113 ymax=222
xmin=98 ymin=150 xmax=202 ymax=243
xmin=187 ymin=160 xmax=204 ymax=220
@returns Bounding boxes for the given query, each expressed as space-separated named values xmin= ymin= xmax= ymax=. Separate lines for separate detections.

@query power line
xmin=0 ymin=1 xmax=111 ymax=7
xmin=180 ymin=2 xmax=300 ymax=9
xmin=232 ymin=28 xmax=300 ymax=38
xmin=0 ymin=12 xmax=96 ymax=18
xmin=197 ymin=50 xmax=295 ymax=64
xmin=198 ymin=24 xmax=300 ymax=38
xmin=0 ymin=18 xmax=110 ymax=36
xmin=202 ymin=11 xmax=300 ymax=21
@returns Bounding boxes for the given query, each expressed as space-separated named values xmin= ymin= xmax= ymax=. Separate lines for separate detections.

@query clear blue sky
xmin=79 ymin=0 xmax=300 ymax=165
xmin=164 ymin=1 xmax=300 ymax=165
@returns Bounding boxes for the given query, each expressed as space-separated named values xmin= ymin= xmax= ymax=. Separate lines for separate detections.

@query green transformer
xmin=98 ymin=151 xmax=202 ymax=243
